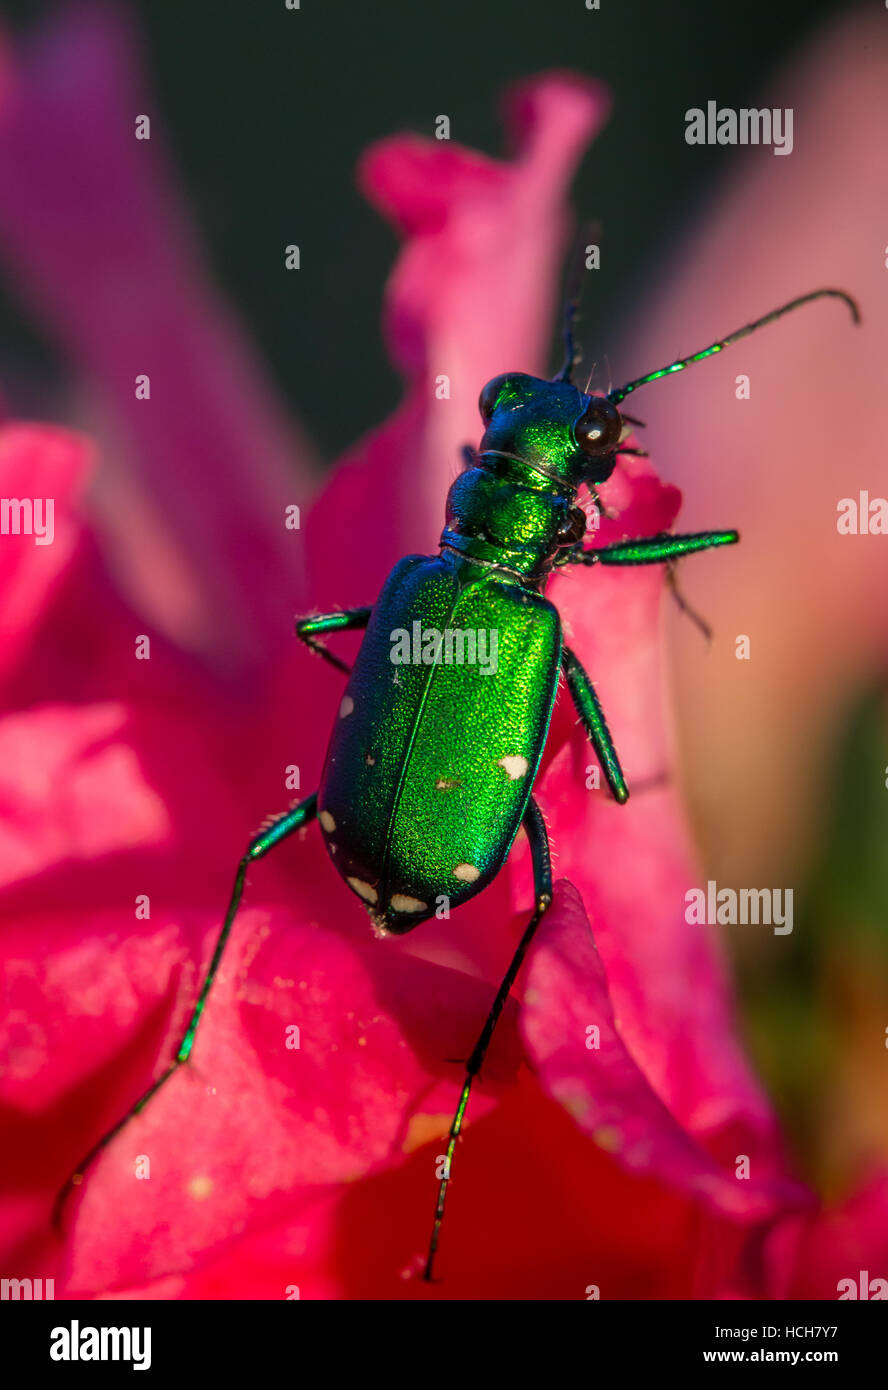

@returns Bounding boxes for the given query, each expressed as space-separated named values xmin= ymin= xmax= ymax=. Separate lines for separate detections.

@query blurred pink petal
xmin=0 ymin=3 xmax=316 ymax=666
xmin=788 ymin=1172 xmax=888 ymax=1299
xmin=0 ymin=702 xmax=168 ymax=890
xmin=610 ymin=8 xmax=888 ymax=883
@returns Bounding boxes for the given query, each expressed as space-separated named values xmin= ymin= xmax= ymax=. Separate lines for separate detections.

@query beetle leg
xmin=566 ymin=530 xmax=737 ymax=639
xmin=664 ymin=564 xmax=713 ymax=642
xmin=52 ymin=793 xmax=320 ymax=1232
xmin=568 ymin=529 xmax=739 ymax=567
xmin=423 ymin=796 xmax=552 ymax=1282
xmin=295 ymin=607 xmax=372 ymax=675
xmin=461 ymin=444 xmax=478 ymax=469
xmin=561 ymin=645 xmax=630 ymax=804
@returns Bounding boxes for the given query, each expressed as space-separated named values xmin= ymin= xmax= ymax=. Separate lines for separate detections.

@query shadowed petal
xmin=522 ymin=882 xmax=809 ymax=1224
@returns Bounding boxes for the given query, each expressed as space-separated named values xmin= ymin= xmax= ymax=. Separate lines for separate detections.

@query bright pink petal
xmin=1 ymin=907 xmax=522 ymax=1294
xmin=0 ymin=703 xmax=168 ymax=892
xmin=84 ymin=1073 xmax=784 ymax=1301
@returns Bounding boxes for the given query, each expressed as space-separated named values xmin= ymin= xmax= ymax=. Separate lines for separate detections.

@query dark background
xmin=0 ymin=0 xmax=842 ymax=457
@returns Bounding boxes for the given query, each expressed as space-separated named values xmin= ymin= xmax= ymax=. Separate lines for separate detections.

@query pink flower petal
xmin=522 ymin=882 xmax=809 ymax=1221
xmin=0 ymin=703 xmax=168 ymax=891
xmin=788 ymin=1172 xmax=888 ymax=1299
xmin=6 ymin=907 xmax=523 ymax=1293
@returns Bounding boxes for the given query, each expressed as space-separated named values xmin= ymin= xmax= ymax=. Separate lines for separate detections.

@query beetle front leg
xmin=569 ymin=529 xmax=739 ymax=566
xmin=295 ymin=606 xmax=372 ymax=675
xmin=561 ymin=644 xmax=629 ymax=804
xmin=565 ymin=530 xmax=738 ymax=638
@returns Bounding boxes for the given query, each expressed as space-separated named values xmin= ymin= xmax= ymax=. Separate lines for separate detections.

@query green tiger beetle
xmin=57 ymin=285 xmax=859 ymax=1280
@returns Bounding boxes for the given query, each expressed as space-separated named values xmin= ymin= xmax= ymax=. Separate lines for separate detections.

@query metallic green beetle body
xmin=318 ymin=551 xmax=561 ymax=934
xmin=317 ymin=372 xmax=609 ymax=935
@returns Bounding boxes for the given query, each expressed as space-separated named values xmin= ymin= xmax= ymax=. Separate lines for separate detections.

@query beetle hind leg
xmin=422 ymin=795 xmax=552 ymax=1281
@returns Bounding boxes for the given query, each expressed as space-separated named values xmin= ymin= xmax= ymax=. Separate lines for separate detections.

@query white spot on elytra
xmin=453 ymin=863 xmax=480 ymax=883
xmin=498 ymin=755 xmax=528 ymax=781
xmin=339 ymin=696 xmax=354 ymax=718
xmin=390 ymin=894 xmax=428 ymax=914
xmin=347 ymin=876 xmax=378 ymax=905
xmin=319 ymin=811 xmax=336 ymax=833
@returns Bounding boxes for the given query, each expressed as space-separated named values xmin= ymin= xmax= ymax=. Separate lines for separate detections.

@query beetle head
xmin=477 ymin=372 xmax=622 ymax=485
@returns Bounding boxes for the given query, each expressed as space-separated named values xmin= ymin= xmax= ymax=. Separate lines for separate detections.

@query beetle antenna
xmin=554 ymin=297 xmax=579 ymax=383
xmin=553 ymin=220 xmax=600 ymax=384
xmin=607 ymin=288 xmax=861 ymax=404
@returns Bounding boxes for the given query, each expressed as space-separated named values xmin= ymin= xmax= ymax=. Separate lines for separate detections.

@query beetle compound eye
xmin=574 ymin=398 xmax=622 ymax=456
xmin=478 ymin=374 xmax=510 ymax=422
